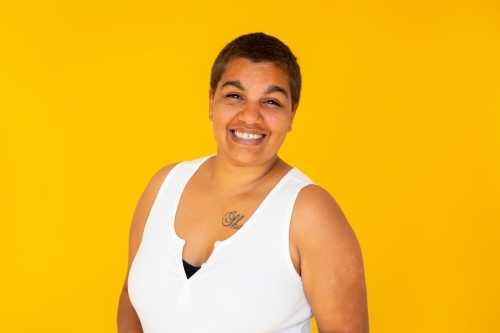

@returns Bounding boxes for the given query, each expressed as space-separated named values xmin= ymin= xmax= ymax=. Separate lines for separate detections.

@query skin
xmin=118 ymin=58 xmax=369 ymax=333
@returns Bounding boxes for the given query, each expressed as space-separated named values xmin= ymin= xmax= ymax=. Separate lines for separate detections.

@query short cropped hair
xmin=210 ymin=32 xmax=301 ymax=110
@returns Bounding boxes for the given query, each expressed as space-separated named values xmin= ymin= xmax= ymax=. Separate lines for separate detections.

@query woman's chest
xmin=174 ymin=180 xmax=269 ymax=265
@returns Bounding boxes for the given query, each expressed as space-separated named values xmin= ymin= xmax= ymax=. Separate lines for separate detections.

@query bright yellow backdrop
xmin=1 ymin=1 xmax=499 ymax=332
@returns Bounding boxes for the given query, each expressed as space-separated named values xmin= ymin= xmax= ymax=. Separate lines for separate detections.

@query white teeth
xmin=234 ymin=131 xmax=263 ymax=140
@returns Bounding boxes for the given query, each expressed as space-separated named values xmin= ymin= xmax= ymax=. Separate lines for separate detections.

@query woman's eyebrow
xmin=221 ymin=80 xmax=245 ymax=90
xmin=265 ymin=85 xmax=288 ymax=97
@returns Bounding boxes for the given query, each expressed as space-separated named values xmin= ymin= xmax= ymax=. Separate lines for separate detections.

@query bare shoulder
xmin=127 ymin=163 xmax=179 ymax=267
xmin=292 ymin=184 xmax=354 ymax=240
xmin=291 ymin=185 xmax=369 ymax=332
xmin=291 ymin=184 xmax=362 ymax=272
xmin=134 ymin=163 xmax=177 ymax=223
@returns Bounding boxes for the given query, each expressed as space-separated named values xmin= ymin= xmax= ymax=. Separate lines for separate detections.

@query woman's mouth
xmin=231 ymin=130 xmax=265 ymax=140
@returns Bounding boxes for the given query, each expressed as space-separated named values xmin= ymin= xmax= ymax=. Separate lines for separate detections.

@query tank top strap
xmin=255 ymin=167 xmax=315 ymax=222
xmin=239 ymin=167 xmax=314 ymax=247
xmin=142 ymin=156 xmax=212 ymax=240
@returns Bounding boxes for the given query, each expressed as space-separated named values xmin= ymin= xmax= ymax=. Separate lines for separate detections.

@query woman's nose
xmin=238 ymin=101 xmax=262 ymax=124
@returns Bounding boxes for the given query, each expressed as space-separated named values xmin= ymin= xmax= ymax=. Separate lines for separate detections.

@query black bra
xmin=182 ymin=260 xmax=201 ymax=279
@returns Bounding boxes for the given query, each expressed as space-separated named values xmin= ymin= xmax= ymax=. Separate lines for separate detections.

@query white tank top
xmin=128 ymin=156 xmax=314 ymax=333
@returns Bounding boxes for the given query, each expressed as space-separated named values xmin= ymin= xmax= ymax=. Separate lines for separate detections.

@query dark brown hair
xmin=210 ymin=32 xmax=301 ymax=109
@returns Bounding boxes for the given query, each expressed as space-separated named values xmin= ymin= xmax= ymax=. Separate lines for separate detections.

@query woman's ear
xmin=288 ymin=103 xmax=298 ymax=132
xmin=208 ymin=88 xmax=214 ymax=121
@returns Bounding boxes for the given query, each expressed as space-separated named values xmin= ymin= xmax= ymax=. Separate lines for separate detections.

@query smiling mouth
xmin=230 ymin=130 xmax=265 ymax=140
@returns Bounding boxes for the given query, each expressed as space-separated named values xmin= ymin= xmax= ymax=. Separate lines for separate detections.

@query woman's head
xmin=210 ymin=33 xmax=301 ymax=110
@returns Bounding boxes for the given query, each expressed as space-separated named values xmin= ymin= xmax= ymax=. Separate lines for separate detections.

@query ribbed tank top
xmin=128 ymin=156 xmax=314 ymax=333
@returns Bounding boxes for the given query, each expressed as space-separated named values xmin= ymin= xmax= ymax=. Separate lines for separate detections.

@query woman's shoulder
xmin=294 ymin=184 xmax=344 ymax=223
xmin=146 ymin=163 xmax=179 ymax=192
xmin=291 ymin=183 xmax=358 ymax=248
xmin=142 ymin=154 xmax=213 ymax=198
xmin=134 ymin=163 xmax=180 ymax=215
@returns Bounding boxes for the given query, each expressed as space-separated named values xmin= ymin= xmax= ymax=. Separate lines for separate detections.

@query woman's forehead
xmin=218 ymin=58 xmax=291 ymax=91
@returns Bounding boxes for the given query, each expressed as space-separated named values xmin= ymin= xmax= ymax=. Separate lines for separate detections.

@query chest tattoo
xmin=222 ymin=211 xmax=244 ymax=229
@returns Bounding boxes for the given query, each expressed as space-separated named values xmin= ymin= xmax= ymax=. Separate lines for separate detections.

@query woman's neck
xmin=207 ymin=153 xmax=285 ymax=195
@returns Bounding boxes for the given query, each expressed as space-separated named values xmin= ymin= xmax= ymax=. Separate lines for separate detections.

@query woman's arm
xmin=291 ymin=185 xmax=369 ymax=333
xmin=118 ymin=281 xmax=143 ymax=333
xmin=117 ymin=164 xmax=177 ymax=333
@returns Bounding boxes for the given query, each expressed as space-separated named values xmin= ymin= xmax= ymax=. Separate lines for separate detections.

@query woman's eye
xmin=265 ymin=100 xmax=281 ymax=106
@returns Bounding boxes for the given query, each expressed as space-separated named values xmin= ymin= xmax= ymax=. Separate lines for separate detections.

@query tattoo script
xmin=222 ymin=211 xmax=244 ymax=229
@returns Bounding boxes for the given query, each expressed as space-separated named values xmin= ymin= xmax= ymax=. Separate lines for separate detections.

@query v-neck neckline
xmin=168 ymin=156 xmax=296 ymax=280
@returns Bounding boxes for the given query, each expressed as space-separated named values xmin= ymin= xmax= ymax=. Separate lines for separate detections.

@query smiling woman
xmin=117 ymin=32 xmax=369 ymax=333
xmin=209 ymin=58 xmax=295 ymax=164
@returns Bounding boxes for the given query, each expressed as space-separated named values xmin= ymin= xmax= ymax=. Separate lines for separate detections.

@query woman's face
xmin=209 ymin=58 xmax=297 ymax=167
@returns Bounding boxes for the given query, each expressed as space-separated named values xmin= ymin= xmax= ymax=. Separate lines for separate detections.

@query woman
xmin=118 ymin=32 xmax=369 ymax=333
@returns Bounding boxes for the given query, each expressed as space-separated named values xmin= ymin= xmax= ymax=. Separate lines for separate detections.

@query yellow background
xmin=1 ymin=0 xmax=499 ymax=332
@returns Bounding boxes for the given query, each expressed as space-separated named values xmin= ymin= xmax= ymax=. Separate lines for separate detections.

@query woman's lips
xmin=231 ymin=130 xmax=265 ymax=140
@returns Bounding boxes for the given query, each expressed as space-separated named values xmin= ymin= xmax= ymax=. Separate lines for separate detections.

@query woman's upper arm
xmin=125 ymin=164 xmax=178 ymax=282
xmin=291 ymin=185 xmax=369 ymax=333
